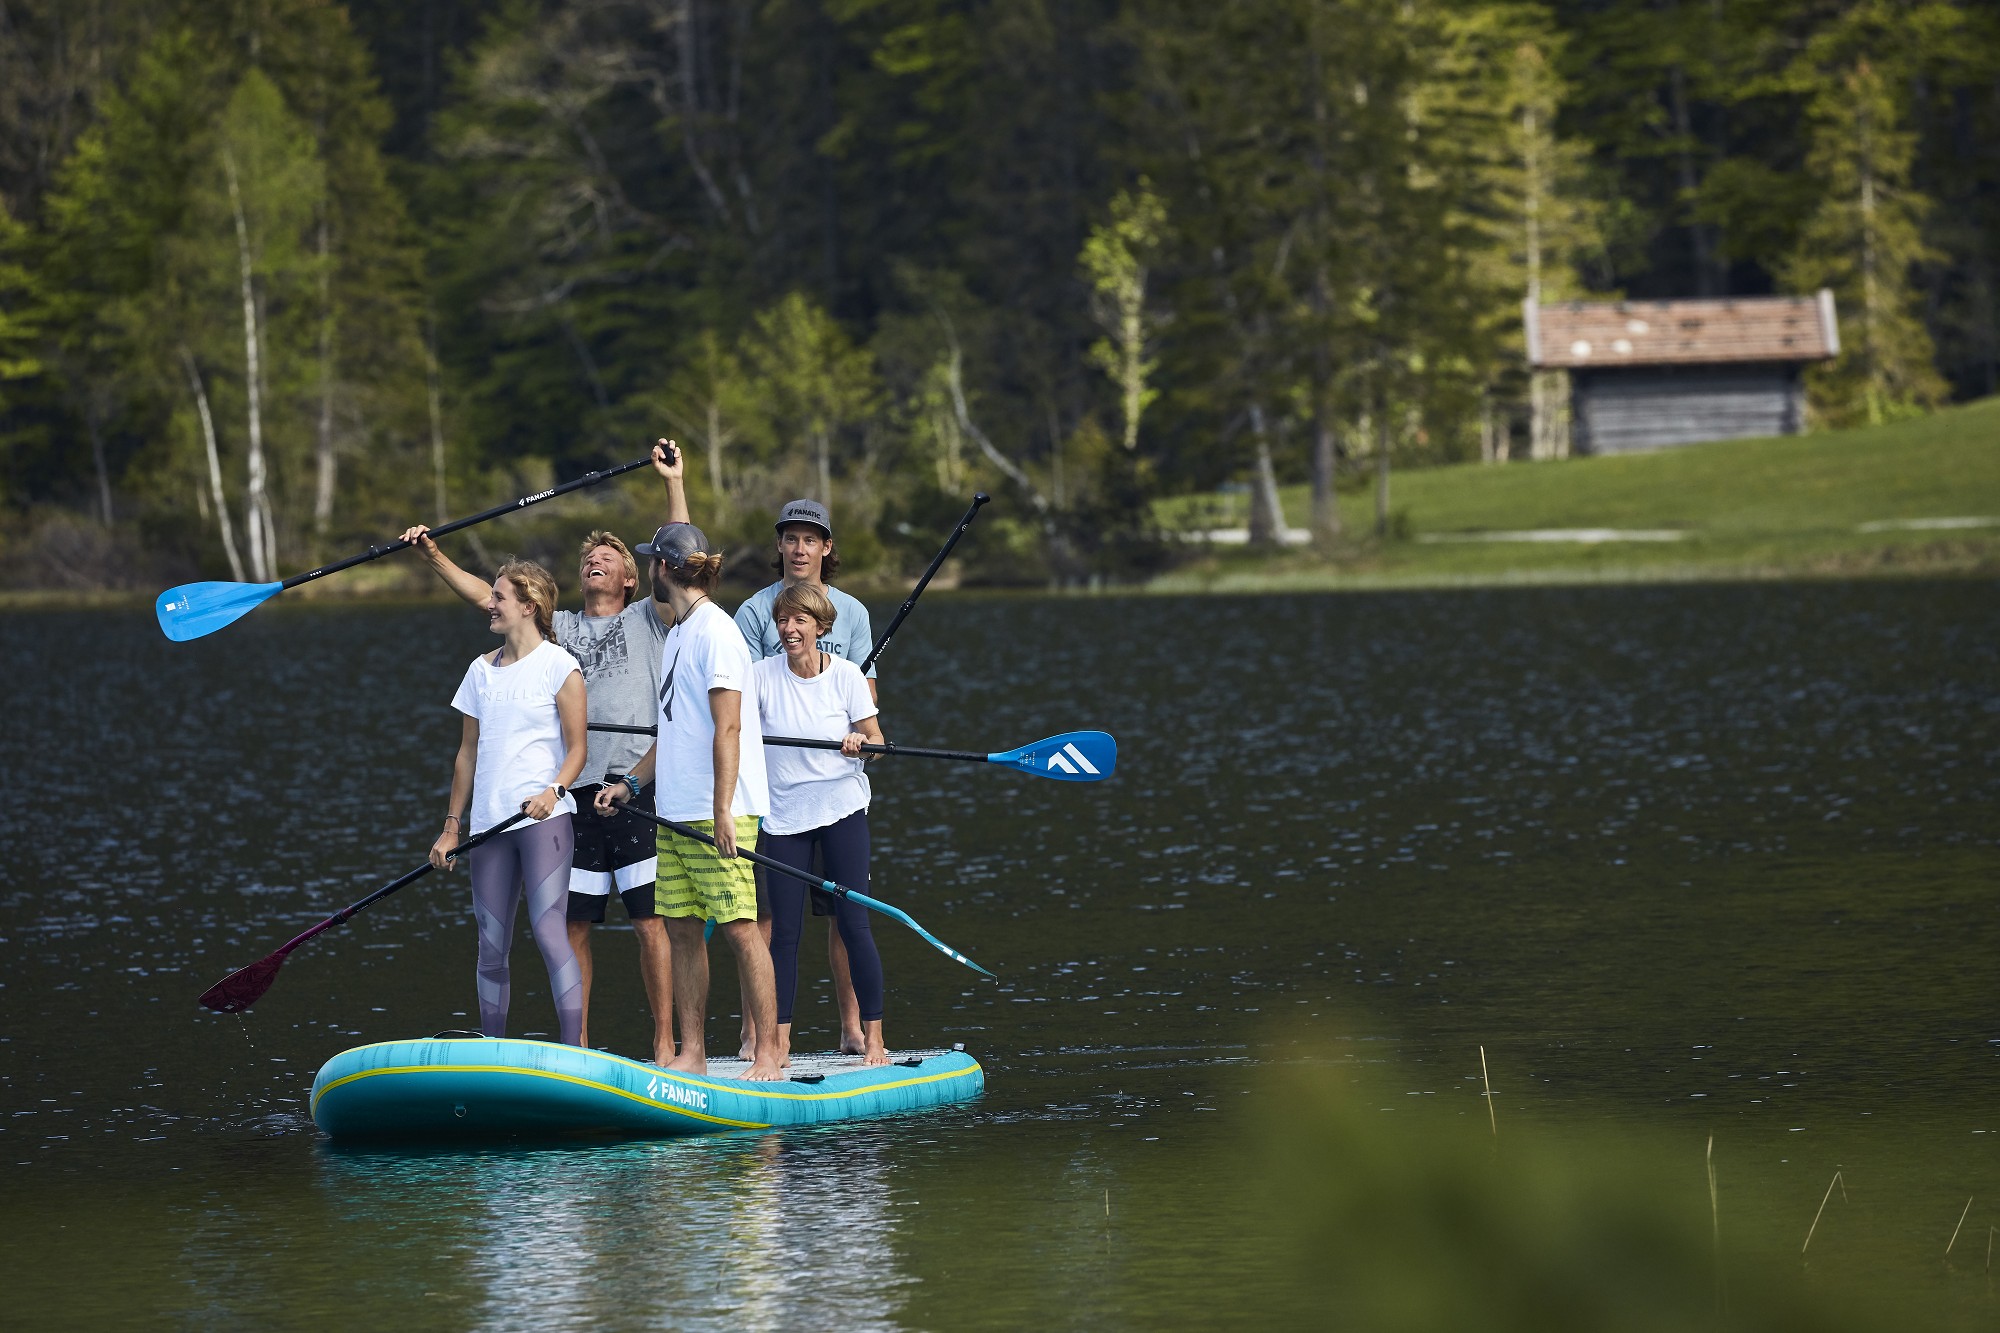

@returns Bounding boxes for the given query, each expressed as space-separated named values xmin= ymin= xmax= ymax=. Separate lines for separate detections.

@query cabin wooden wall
xmin=1570 ymin=364 xmax=1806 ymax=454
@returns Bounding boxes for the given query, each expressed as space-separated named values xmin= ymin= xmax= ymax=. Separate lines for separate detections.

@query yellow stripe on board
xmin=310 ymin=1058 xmax=982 ymax=1128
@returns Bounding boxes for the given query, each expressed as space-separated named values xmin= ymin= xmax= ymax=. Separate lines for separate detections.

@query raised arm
xmin=400 ymin=525 xmax=491 ymax=607
xmin=653 ymin=439 xmax=689 ymax=525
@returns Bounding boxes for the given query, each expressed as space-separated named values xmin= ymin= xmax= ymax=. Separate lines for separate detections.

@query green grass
xmin=1155 ymin=397 xmax=2000 ymax=589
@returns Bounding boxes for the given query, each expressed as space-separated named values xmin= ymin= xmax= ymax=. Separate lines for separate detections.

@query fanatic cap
xmin=774 ymin=498 xmax=832 ymax=538
xmin=634 ymin=522 xmax=711 ymax=570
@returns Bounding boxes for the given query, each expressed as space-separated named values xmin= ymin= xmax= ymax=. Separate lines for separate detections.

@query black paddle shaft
xmin=762 ymin=734 xmax=988 ymax=763
xmin=860 ymin=492 xmax=988 ymax=673
xmin=277 ymin=456 xmax=654 ymax=591
xmin=289 ymin=811 xmax=533 ymax=947
xmin=584 ymin=723 xmax=984 ymax=764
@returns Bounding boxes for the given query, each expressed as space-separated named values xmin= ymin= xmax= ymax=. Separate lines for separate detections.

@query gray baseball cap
xmin=635 ymin=522 xmax=710 ymax=569
xmin=774 ymin=498 xmax=832 ymax=538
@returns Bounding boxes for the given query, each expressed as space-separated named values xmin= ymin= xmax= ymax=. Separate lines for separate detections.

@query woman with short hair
xmin=433 ymin=558 xmax=589 ymax=1045
xmin=752 ymin=581 xmax=889 ymax=1065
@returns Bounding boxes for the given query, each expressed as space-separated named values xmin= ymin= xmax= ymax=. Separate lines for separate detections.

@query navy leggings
xmin=762 ymin=810 xmax=884 ymax=1025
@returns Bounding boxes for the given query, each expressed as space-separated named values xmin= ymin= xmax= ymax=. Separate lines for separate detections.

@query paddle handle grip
xmin=860 ymin=492 xmax=988 ymax=674
xmin=279 ymin=456 xmax=653 ymax=590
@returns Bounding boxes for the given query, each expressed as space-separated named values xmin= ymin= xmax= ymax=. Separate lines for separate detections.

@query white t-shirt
xmin=450 ymin=640 xmax=583 ymax=832
xmin=654 ymin=600 xmax=769 ymax=823
xmin=753 ymin=653 xmax=878 ymax=835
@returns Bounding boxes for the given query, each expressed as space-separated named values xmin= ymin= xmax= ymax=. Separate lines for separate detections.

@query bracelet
xmin=443 ymin=814 xmax=461 ymax=826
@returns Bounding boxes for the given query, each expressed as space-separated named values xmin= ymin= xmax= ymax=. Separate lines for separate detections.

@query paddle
xmin=609 ymin=797 xmax=993 ymax=978
xmin=765 ymin=729 xmax=1116 ymax=781
xmin=156 ymin=455 xmax=655 ymax=641
xmin=196 ymin=811 xmax=531 ymax=1012
xmin=585 ymin=723 xmax=1116 ymax=784
xmin=862 ymin=491 xmax=988 ymax=673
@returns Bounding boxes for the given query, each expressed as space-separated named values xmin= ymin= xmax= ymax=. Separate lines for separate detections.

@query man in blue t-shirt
xmin=734 ymin=498 xmax=877 ymax=701
xmin=734 ymin=498 xmax=876 ymax=1055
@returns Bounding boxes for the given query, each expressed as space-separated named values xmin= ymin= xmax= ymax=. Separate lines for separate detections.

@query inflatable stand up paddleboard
xmin=311 ymin=1035 xmax=983 ymax=1141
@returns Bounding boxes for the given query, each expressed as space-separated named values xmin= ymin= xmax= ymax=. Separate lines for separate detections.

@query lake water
xmin=2 ymin=582 xmax=1996 ymax=1327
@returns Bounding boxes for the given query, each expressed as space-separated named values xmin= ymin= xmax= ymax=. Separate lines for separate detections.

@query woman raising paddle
xmin=751 ymin=583 xmax=889 ymax=1066
xmin=434 ymin=560 xmax=589 ymax=1046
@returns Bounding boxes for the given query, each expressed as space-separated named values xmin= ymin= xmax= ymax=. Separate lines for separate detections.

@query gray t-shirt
xmin=554 ymin=599 xmax=669 ymax=787
xmin=733 ymin=581 xmax=876 ymax=676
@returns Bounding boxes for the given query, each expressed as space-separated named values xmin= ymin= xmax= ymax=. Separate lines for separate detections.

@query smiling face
xmin=777 ymin=524 xmax=831 ymax=584
xmin=579 ymin=543 xmax=636 ymax=603
xmin=775 ymin=606 xmax=826 ymax=663
xmin=486 ymin=575 xmax=534 ymax=635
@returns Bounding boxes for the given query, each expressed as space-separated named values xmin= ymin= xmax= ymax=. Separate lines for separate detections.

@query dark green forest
xmin=0 ymin=0 xmax=1994 ymax=588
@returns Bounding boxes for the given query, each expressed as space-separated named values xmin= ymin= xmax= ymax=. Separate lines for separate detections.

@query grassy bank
xmin=1156 ymin=397 xmax=2000 ymax=590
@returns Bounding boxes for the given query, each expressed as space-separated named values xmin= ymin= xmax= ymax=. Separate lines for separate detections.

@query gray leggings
xmin=469 ymin=815 xmax=582 ymax=1045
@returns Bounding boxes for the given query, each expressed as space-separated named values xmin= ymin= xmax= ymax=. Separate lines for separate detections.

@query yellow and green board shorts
xmin=655 ymin=816 xmax=762 ymax=923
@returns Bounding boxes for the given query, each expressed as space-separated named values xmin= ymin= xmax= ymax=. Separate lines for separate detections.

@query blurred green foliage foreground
xmin=1268 ymin=1054 xmax=1886 ymax=1332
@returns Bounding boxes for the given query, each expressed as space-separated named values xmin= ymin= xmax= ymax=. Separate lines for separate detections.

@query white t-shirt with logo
xmin=450 ymin=640 xmax=583 ymax=832
xmin=752 ymin=653 xmax=878 ymax=836
xmin=654 ymin=600 xmax=769 ymax=823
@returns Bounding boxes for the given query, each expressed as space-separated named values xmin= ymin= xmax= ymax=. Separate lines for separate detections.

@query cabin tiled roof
xmin=1526 ymin=291 xmax=1839 ymax=369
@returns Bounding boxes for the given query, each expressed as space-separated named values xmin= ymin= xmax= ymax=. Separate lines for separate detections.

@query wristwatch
xmin=552 ymin=784 xmax=567 ymax=800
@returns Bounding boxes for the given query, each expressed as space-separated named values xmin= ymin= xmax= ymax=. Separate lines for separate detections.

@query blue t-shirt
xmin=734 ymin=581 xmax=876 ymax=677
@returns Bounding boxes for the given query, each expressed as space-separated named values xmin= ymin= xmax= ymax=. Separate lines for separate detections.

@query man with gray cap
xmin=598 ymin=520 xmax=780 ymax=1079
xmin=735 ymin=498 xmax=876 ymax=700
xmin=733 ymin=497 xmax=876 ymax=1056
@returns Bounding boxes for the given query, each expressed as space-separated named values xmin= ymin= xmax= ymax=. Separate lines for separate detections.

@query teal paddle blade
xmin=988 ymin=730 xmax=1116 ymax=782
xmin=156 ymin=580 xmax=284 ymax=642
xmin=845 ymin=888 xmax=994 ymax=977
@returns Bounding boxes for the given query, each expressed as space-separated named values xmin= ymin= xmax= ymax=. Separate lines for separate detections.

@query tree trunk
xmin=84 ymin=391 xmax=114 ymax=526
xmin=1247 ymin=403 xmax=1285 ymax=546
xmin=223 ymin=148 xmax=273 ymax=583
xmin=425 ymin=317 xmax=449 ymax=523
xmin=1668 ymin=65 xmax=1720 ymax=297
xmin=181 ymin=346 xmax=246 ymax=582
xmin=1373 ymin=394 xmax=1391 ymax=538
xmin=706 ymin=397 xmax=727 ymax=512
xmin=313 ymin=212 xmax=336 ymax=538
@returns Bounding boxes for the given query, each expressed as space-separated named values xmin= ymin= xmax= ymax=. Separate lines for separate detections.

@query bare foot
xmin=666 ymin=1050 xmax=706 ymax=1074
xmin=839 ymin=1033 xmax=866 ymax=1056
xmin=778 ymin=1048 xmax=792 ymax=1069
xmin=743 ymin=1055 xmax=783 ymax=1081
xmin=737 ymin=1032 xmax=757 ymax=1061
xmin=652 ymin=1041 xmax=675 ymax=1066
xmin=862 ymin=1038 xmax=890 ymax=1067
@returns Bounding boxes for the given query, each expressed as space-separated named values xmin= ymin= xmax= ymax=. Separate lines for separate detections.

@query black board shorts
xmin=567 ymin=785 xmax=658 ymax=922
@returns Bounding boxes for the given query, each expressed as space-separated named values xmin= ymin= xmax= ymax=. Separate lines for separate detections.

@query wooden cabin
xmin=1525 ymin=292 xmax=1839 ymax=454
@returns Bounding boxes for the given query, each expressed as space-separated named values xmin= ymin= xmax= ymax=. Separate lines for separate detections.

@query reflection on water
xmin=1 ymin=583 xmax=1997 ymax=1325
xmin=309 ymin=1130 xmax=909 ymax=1331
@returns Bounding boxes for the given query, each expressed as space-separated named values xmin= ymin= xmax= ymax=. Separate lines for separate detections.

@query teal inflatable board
xmin=310 ymin=1036 xmax=984 ymax=1141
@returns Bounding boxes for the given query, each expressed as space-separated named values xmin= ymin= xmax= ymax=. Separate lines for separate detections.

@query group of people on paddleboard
xmin=401 ymin=440 xmax=887 ymax=1082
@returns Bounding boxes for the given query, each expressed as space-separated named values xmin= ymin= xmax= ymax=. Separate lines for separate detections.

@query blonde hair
xmin=495 ymin=559 xmax=559 ymax=639
xmin=577 ymin=530 xmax=638 ymax=606
xmin=773 ymin=582 xmax=837 ymax=636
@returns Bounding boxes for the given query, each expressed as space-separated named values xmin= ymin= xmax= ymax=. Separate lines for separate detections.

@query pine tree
xmin=1783 ymin=55 xmax=1946 ymax=425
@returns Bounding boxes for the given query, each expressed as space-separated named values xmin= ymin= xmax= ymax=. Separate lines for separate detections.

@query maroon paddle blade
xmin=197 ymin=950 xmax=289 ymax=1013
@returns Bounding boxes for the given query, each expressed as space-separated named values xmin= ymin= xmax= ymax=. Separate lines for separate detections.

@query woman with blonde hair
xmin=750 ymin=581 xmax=889 ymax=1065
xmin=433 ymin=557 xmax=589 ymax=1045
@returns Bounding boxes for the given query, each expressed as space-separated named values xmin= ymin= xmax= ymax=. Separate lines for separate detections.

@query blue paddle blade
xmin=845 ymin=888 xmax=994 ymax=978
xmin=987 ymin=730 xmax=1117 ymax=782
xmin=156 ymin=580 xmax=284 ymax=642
